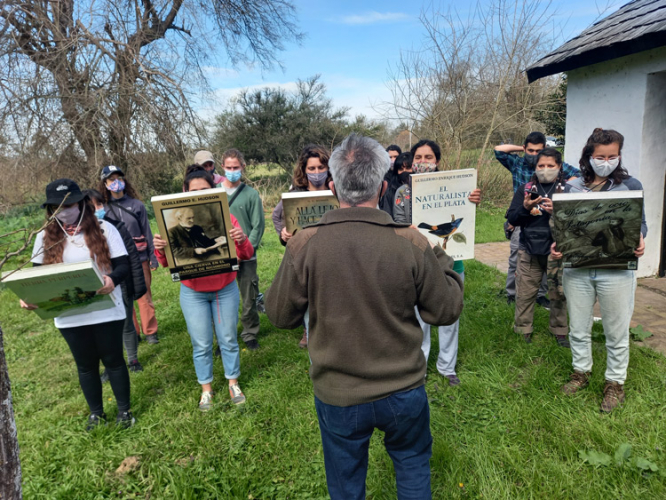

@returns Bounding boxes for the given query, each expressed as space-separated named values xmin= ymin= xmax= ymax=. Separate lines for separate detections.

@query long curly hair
xmin=293 ymin=145 xmax=332 ymax=190
xmin=97 ymin=174 xmax=141 ymax=203
xmin=43 ymin=199 xmax=112 ymax=272
xmin=579 ymin=128 xmax=629 ymax=185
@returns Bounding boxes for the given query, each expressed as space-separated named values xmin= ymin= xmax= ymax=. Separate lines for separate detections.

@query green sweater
xmin=228 ymin=183 xmax=265 ymax=252
xmin=265 ymin=207 xmax=464 ymax=407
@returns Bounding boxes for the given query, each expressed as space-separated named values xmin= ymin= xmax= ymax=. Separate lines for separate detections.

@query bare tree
xmin=385 ymin=0 xmax=562 ymax=168
xmin=0 ymin=0 xmax=303 ymax=185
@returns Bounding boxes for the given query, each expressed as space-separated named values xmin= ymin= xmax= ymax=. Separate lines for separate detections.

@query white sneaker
xmin=229 ymin=383 xmax=246 ymax=405
xmin=199 ymin=391 xmax=214 ymax=412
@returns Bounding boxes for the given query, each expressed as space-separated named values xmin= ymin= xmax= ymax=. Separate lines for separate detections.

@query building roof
xmin=526 ymin=0 xmax=666 ymax=82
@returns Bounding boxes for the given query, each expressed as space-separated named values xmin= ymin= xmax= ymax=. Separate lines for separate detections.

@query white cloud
xmin=339 ymin=11 xmax=409 ymax=26
xmin=195 ymin=77 xmax=397 ymax=125
xmin=201 ymin=66 xmax=239 ymax=79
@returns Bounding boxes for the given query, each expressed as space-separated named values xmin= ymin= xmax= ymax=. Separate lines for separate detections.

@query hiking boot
xmin=536 ymin=296 xmax=551 ymax=310
xmin=229 ymin=383 xmax=246 ymax=405
xmin=561 ymin=371 xmax=590 ymax=395
xmin=146 ymin=333 xmax=159 ymax=345
xmin=128 ymin=360 xmax=144 ymax=373
xmin=116 ymin=411 xmax=136 ymax=428
xmin=298 ymin=331 xmax=308 ymax=349
xmin=213 ymin=345 xmax=221 ymax=358
xmin=100 ymin=369 xmax=110 ymax=384
xmin=555 ymin=335 xmax=571 ymax=348
xmin=199 ymin=391 xmax=214 ymax=412
xmin=445 ymin=374 xmax=461 ymax=386
xmin=600 ymin=381 xmax=625 ymax=413
xmin=507 ymin=295 xmax=516 ymax=305
xmin=523 ymin=333 xmax=532 ymax=344
xmin=244 ymin=339 xmax=259 ymax=351
xmin=86 ymin=413 xmax=107 ymax=431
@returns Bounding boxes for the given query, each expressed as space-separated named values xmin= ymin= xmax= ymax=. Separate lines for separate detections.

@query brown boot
xmin=298 ymin=330 xmax=308 ymax=349
xmin=561 ymin=371 xmax=590 ymax=395
xmin=600 ymin=381 xmax=625 ymax=413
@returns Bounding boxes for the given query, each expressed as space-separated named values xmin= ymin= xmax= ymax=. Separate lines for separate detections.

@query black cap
xmin=41 ymin=179 xmax=86 ymax=208
xmin=100 ymin=165 xmax=125 ymax=181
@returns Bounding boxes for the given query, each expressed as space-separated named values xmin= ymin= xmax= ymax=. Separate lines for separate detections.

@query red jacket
xmin=155 ymin=214 xmax=254 ymax=292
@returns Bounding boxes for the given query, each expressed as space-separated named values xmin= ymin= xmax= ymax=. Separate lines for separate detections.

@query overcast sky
xmin=198 ymin=0 xmax=626 ymax=123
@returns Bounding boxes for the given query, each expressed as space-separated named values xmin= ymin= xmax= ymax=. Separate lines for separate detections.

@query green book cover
xmin=282 ymin=190 xmax=339 ymax=234
xmin=1 ymin=260 xmax=115 ymax=320
xmin=551 ymin=190 xmax=643 ymax=270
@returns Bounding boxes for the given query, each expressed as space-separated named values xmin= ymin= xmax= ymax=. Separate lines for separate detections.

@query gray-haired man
xmin=266 ymin=134 xmax=464 ymax=499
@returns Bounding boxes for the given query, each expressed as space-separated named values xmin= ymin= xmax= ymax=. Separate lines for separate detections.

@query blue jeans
xmin=179 ymin=282 xmax=241 ymax=384
xmin=315 ymin=386 xmax=432 ymax=500
xmin=563 ymin=268 xmax=636 ymax=383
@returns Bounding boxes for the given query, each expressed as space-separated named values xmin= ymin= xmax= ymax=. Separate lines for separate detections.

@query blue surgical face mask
xmin=95 ymin=207 xmax=106 ymax=220
xmin=225 ymin=169 xmax=242 ymax=183
xmin=106 ymin=178 xmax=126 ymax=193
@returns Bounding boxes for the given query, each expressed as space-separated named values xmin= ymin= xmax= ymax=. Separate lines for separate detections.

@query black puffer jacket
xmin=103 ymin=217 xmax=147 ymax=300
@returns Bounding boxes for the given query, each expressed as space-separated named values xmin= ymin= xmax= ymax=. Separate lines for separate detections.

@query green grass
xmin=475 ymin=203 xmax=508 ymax=244
xmin=2 ymin=212 xmax=666 ymax=499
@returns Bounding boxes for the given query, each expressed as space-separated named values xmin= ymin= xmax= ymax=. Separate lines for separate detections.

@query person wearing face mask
xmin=221 ymin=149 xmax=265 ymax=351
xmin=20 ymin=179 xmax=135 ymax=430
xmin=506 ymin=148 xmax=569 ymax=348
xmin=272 ymin=145 xmax=332 ymax=348
xmin=153 ymin=166 xmax=254 ymax=410
xmin=552 ymin=128 xmax=646 ymax=413
xmin=193 ymin=150 xmax=225 ymax=187
xmin=495 ymin=132 xmax=581 ymax=307
xmin=394 ymin=139 xmax=482 ymax=386
xmin=86 ymin=189 xmax=147 ymax=379
xmin=98 ymin=166 xmax=160 ymax=345
xmin=380 ymin=152 xmax=412 ymax=220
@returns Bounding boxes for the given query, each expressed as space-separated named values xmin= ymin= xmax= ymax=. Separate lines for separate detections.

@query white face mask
xmin=589 ymin=157 xmax=620 ymax=178
xmin=535 ymin=168 xmax=559 ymax=183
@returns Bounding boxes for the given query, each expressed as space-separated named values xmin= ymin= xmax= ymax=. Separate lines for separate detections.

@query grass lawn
xmin=2 ymin=210 xmax=666 ymax=499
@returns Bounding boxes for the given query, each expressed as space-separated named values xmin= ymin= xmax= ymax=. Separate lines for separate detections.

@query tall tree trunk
xmin=0 ymin=323 xmax=22 ymax=500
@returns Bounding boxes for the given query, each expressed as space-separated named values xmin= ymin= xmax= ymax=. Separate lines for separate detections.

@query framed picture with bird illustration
xmin=409 ymin=168 xmax=477 ymax=260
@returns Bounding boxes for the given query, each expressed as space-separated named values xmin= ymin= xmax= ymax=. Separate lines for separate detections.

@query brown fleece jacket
xmin=265 ymin=207 xmax=464 ymax=407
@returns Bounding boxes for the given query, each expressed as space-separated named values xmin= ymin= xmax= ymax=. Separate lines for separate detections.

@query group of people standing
xmin=17 ymin=126 xmax=645 ymax=499
xmin=495 ymin=128 xmax=645 ymax=412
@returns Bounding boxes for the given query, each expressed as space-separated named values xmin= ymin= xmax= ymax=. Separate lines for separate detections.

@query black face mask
xmin=524 ymin=154 xmax=538 ymax=167
xmin=399 ymin=172 xmax=411 ymax=185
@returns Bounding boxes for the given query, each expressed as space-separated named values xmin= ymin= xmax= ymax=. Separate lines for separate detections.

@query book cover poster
xmin=1 ymin=260 xmax=114 ymax=320
xmin=410 ymin=169 xmax=477 ymax=260
xmin=282 ymin=190 xmax=339 ymax=234
xmin=152 ymin=188 xmax=238 ymax=281
xmin=551 ymin=191 xmax=643 ymax=270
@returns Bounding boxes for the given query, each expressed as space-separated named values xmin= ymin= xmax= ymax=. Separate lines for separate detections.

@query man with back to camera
xmin=221 ymin=148 xmax=265 ymax=350
xmin=494 ymin=132 xmax=580 ymax=307
xmin=265 ymin=134 xmax=464 ymax=499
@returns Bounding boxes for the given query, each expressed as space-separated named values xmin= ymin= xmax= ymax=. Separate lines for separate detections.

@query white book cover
xmin=410 ymin=169 xmax=477 ymax=260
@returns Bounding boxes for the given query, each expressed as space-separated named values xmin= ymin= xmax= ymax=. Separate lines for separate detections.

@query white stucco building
xmin=527 ymin=0 xmax=666 ymax=278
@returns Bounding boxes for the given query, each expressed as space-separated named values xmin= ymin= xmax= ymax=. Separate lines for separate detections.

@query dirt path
xmin=474 ymin=242 xmax=666 ymax=356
